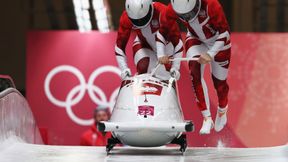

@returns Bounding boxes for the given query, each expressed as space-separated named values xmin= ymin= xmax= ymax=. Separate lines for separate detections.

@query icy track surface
xmin=0 ymin=142 xmax=287 ymax=162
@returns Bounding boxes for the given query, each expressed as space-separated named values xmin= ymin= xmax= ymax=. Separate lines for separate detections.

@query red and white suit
xmin=157 ymin=0 xmax=231 ymax=117
xmin=80 ymin=125 xmax=112 ymax=146
xmin=115 ymin=2 xmax=183 ymax=79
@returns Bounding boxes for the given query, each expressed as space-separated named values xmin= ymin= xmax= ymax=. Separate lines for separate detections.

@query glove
xmin=170 ymin=68 xmax=180 ymax=80
xmin=121 ymin=69 xmax=131 ymax=80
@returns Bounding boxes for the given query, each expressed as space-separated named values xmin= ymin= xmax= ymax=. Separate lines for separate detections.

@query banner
xmin=27 ymin=31 xmax=288 ymax=147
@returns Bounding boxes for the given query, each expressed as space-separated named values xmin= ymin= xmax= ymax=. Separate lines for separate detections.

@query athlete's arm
xmin=206 ymin=0 xmax=231 ymax=58
xmin=157 ymin=4 xmax=183 ymax=71
xmin=115 ymin=13 xmax=133 ymax=72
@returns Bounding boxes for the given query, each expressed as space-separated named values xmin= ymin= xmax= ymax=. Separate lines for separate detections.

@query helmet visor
xmin=177 ymin=0 xmax=200 ymax=21
xmin=129 ymin=5 xmax=153 ymax=28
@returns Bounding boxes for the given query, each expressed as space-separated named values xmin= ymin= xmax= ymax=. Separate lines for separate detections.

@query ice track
xmin=0 ymin=142 xmax=287 ymax=162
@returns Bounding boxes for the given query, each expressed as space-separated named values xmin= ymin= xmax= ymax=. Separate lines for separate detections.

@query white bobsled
xmin=98 ymin=58 xmax=197 ymax=153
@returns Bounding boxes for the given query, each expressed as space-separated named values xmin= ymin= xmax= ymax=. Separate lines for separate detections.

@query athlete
xmin=157 ymin=0 xmax=231 ymax=134
xmin=80 ymin=107 xmax=111 ymax=146
xmin=115 ymin=0 xmax=183 ymax=80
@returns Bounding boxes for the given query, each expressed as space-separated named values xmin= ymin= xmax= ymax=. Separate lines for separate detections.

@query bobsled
xmin=98 ymin=58 xmax=197 ymax=153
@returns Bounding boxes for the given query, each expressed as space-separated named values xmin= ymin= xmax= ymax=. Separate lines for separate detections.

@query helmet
xmin=125 ymin=0 xmax=153 ymax=28
xmin=171 ymin=0 xmax=201 ymax=22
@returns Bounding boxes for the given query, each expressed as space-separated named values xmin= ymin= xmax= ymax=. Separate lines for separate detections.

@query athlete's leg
xmin=186 ymin=42 xmax=210 ymax=117
xmin=133 ymin=37 xmax=154 ymax=74
xmin=186 ymin=35 xmax=213 ymax=134
xmin=211 ymin=48 xmax=231 ymax=132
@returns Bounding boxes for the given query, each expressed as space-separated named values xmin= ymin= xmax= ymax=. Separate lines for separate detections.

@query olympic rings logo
xmin=44 ymin=65 xmax=121 ymax=126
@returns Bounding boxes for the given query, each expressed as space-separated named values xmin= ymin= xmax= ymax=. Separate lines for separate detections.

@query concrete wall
xmin=0 ymin=0 xmax=28 ymax=92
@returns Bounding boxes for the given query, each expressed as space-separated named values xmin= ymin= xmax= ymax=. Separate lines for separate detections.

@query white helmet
xmin=125 ymin=0 xmax=153 ymax=28
xmin=171 ymin=0 xmax=201 ymax=22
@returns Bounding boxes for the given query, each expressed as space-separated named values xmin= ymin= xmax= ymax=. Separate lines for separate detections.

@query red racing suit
xmin=157 ymin=0 xmax=231 ymax=117
xmin=80 ymin=125 xmax=112 ymax=146
xmin=115 ymin=2 xmax=183 ymax=77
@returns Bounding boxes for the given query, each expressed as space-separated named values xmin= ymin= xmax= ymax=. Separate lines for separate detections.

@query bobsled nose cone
xmin=97 ymin=122 xmax=106 ymax=132
xmin=185 ymin=121 xmax=194 ymax=132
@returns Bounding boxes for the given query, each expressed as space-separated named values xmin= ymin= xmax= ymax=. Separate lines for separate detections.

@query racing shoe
xmin=215 ymin=106 xmax=228 ymax=132
xmin=199 ymin=117 xmax=214 ymax=135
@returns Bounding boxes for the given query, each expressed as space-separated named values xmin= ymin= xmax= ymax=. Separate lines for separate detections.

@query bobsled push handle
xmin=170 ymin=57 xmax=199 ymax=62
xmin=150 ymin=63 xmax=162 ymax=77
xmin=150 ymin=57 xmax=199 ymax=77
